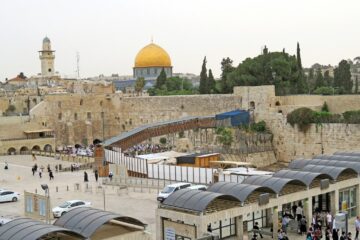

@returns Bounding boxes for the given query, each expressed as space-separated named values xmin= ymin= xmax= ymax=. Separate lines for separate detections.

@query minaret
xmin=39 ymin=37 xmax=55 ymax=77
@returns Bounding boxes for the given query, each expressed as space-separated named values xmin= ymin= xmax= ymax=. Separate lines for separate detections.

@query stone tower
xmin=39 ymin=37 xmax=55 ymax=77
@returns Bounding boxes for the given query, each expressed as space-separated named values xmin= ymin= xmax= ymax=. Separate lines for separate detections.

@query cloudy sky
xmin=0 ymin=0 xmax=359 ymax=81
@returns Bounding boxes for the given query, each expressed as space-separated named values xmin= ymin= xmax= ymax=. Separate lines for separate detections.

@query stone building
xmin=133 ymin=42 xmax=172 ymax=80
xmin=39 ymin=36 xmax=55 ymax=77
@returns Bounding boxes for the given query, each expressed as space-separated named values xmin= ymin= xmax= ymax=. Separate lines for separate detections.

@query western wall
xmin=1 ymin=85 xmax=360 ymax=163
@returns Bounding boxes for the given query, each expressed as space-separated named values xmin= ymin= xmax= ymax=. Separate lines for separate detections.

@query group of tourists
xmin=125 ymin=143 xmax=169 ymax=156
xmin=31 ymin=163 xmax=54 ymax=180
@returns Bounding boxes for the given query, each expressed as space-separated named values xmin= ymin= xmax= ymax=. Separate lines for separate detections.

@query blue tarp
xmin=215 ymin=109 xmax=249 ymax=126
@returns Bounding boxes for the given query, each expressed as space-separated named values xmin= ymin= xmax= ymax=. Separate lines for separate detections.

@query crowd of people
xmin=124 ymin=143 xmax=170 ymax=156
xmin=252 ymin=203 xmax=358 ymax=240
xmin=56 ymin=145 xmax=94 ymax=157
xmin=124 ymin=143 xmax=171 ymax=157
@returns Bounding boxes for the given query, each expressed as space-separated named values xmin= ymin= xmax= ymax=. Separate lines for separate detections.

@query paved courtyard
xmin=0 ymin=155 xmax=158 ymax=238
xmin=0 ymin=155 xmax=359 ymax=240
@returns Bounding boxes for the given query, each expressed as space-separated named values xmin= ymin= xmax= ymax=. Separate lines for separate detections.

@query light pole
xmin=41 ymin=184 xmax=50 ymax=224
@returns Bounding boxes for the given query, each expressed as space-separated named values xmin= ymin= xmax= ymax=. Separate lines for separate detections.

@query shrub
xmin=343 ymin=110 xmax=360 ymax=124
xmin=250 ymin=121 xmax=267 ymax=132
xmin=321 ymin=102 xmax=329 ymax=112
xmin=313 ymin=87 xmax=334 ymax=95
xmin=159 ymin=137 xmax=167 ymax=145
xmin=287 ymin=107 xmax=315 ymax=132
xmin=313 ymin=111 xmax=342 ymax=124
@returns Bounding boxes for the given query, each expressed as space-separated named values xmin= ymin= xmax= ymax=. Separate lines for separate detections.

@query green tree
xmin=220 ymin=57 xmax=235 ymax=93
xmin=199 ymin=56 xmax=208 ymax=94
xmin=155 ymin=68 xmax=167 ymax=89
xmin=134 ymin=77 xmax=145 ymax=93
xmin=314 ymin=68 xmax=324 ymax=89
xmin=323 ymin=70 xmax=332 ymax=87
xmin=295 ymin=42 xmax=307 ymax=93
xmin=224 ymin=48 xmax=304 ymax=95
xmin=208 ymin=69 xmax=215 ymax=93
xmin=355 ymin=76 xmax=359 ymax=94
xmin=307 ymin=68 xmax=315 ymax=92
xmin=334 ymin=60 xmax=352 ymax=93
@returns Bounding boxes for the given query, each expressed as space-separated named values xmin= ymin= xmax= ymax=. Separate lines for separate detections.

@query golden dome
xmin=134 ymin=43 xmax=172 ymax=68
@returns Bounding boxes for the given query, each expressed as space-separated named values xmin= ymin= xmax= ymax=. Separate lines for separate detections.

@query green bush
xmin=287 ymin=107 xmax=315 ymax=132
xmin=321 ymin=102 xmax=329 ymax=112
xmin=313 ymin=87 xmax=334 ymax=95
xmin=313 ymin=111 xmax=342 ymax=124
xmin=343 ymin=110 xmax=360 ymax=124
xmin=250 ymin=121 xmax=267 ymax=132
xmin=159 ymin=137 xmax=167 ymax=145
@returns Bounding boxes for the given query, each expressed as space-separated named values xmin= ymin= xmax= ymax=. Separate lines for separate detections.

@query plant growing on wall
xmin=321 ymin=102 xmax=329 ymax=112
xmin=287 ymin=107 xmax=315 ymax=132
xmin=216 ymin=127 xmax=233 ymax=148
xmin=159 ymin=137 xmax=167 ymax=145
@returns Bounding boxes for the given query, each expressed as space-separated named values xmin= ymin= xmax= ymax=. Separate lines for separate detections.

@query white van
xmin=157 ymin=182 xmax=191 ymax=202
xmin=187 ymin=185 xmax=208 ymax=191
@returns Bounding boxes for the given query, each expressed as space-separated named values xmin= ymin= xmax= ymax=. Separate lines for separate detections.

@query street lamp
xmin=41 ymin=184 xmax=50 ymax=224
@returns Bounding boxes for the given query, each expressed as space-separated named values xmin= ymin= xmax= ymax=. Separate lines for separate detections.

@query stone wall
xmin=30 ymin=93 xmax=243 ymax=146
xmin=233 ymin=85 xmax=360 ymax=162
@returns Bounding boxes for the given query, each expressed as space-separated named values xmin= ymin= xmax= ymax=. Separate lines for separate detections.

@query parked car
xmin=157 ymin=183 xmax=191 ymax=202
xmin=52 ymin=200 xmax=91 ymax=218
xmin=0 ymin=190 xmax=20 ymax=202
xmin=187 ymin=185 xmax=208 ymax=191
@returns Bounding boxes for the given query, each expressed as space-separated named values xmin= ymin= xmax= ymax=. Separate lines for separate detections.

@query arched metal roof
xmin=302 ymin=164 xmax=357 ymax=180
xmin=207 ymin=182 xmax=275 ymax=203
xmin=273 ymin=169 xmax=332 ymax=186
xmin=242 ymin=175 xmax=307 ymax=194
xmin=334 ymin=151 xmax=360 ymax=157
xmin=288 ymin=159 xmax=311 ymax=169
xmin=162 ymin=189 xmax=240 ymax=212
xmin=314 ymin=155 xmax=360 ymax=162
xmin=0 ymin=218 xmax=85 ymax=240
xmin=54 ymin=207 xmax=146 ymax=238
xmin=307 ymin=159 xmax=360 ymax=174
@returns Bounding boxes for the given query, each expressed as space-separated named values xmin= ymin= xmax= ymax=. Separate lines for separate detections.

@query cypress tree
xmin=296 ymin=42 xmax=302 ymax=70
xmin=315 ymin=68 xmax=324 ymax=89
xmin=155 ymin=68 xmax=167 ymax=89
xmin=220 ymin=57 xmax=234 ymax=93
xmin=199 ymin=57 xmax=208 ymax=94
xmin=208 ymin=69 xmax=215 ymax=93
xmin=355 ymin=76 xmax=359 ymax=94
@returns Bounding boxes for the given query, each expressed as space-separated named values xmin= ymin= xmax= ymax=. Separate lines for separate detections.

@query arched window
xmin=80 ymin=99 xmax=83 ymax=105
xmin=275 ymin=101 xmax=281 ymax=106
xmin=250 ymin=101 xmax=255 ymax=110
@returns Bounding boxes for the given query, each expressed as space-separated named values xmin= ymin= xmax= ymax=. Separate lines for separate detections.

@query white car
xmin=157 ymin=183 xmax=192 ymax=202
xmin=52 ymin=200 xmax=91 ymax=218
xmin=0 ymin=190 xmax=20 ymax=202
xmin=187 ymin=185 xmax=208 ymax=191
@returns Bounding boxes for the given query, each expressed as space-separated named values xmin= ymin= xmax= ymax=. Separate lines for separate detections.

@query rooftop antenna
xmin=76 ymin=51 xmax=80 ymax=80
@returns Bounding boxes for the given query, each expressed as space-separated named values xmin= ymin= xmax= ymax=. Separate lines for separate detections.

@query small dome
xmin=134 ymin=43 xmax=171 ymax=68
xmin=43 ymin=36 xmax=50 ymax=43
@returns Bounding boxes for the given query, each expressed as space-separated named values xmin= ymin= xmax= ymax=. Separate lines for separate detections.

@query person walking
xmin=327 ymin=212 xmax=333 ymax=229
xmin=4 ymin=161 xmax=8 ymax=170
xmin=355 ymin=216 xmax=360 ymax=240
xmin=32 ymin=166 xmax=36 ymax=176
xmin=39 ymin=168 xmax=42 ymax=178
xmin=300 ymin=215 xmax=307 ymax=235
xmin=253 ymin=221 xmax=263 ymax=239
xmin=94 ymin=170 xmax=98 ymax=182
xmin=109 ymin=171 xmax=113 ymax=181
xmin=49 ymin=170 xmax=54 ymax=180
xmin=84 ymin=171 xmax=89 ymax=182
